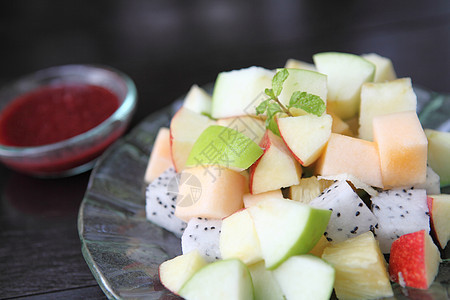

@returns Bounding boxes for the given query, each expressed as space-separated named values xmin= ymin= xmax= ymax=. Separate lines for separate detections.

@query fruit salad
xmin=143 ymin=52 xmax=450 ymax=300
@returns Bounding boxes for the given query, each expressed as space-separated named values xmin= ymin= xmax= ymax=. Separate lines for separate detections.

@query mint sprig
xmin=255 ymin=68 xmax=326 ymax=135
xmin=289 ymin=91 xmax=326 ymax=116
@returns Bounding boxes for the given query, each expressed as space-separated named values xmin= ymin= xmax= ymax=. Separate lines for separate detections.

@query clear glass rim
xmin=0 ymin=64 xmax=137 ymax=157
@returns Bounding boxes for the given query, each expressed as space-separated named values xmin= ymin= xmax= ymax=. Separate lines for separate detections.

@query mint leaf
xmin=288 ymin=91 xmax=326 ymax=116
xmin=265 ymin=102 xmax=282 ymax=136
xmin=272 ymin=69 xmax=289 ymax=97
xmin=264 ymin=88 xmax=276 ymax=99
xmin=201 ymin=111 xmax=214 ymax=119
xmin=267 ymin=116 xmax=281 ymax=136
xmin=256 ymin=99 xmax=270 ymax=115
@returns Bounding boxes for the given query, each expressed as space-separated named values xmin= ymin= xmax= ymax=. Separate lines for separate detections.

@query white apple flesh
xmin=273 ymin=255 xmax=335 ymax=300
xmin=178 ymin=259 xmax=254 ymax=300
xmin=170 ymin=107 xmax=215 ymax=171
xmin=277 ymin=114 xmax=332 ymax=166
xmin=249 ymin=130 xmax=302 ymax=194
xmin=159 ymin=250 xmax=208 ymax=294
xmin=248 ymin=197 xmax=331 ymax=269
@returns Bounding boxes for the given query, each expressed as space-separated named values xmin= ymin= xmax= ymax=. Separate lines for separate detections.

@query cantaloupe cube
xmin=144 ymin=127 xmax=173 ymax=183
xmin=315 ymin=133 xmax=383 ymax=188
xmin=175 ymin=166 xmax=246 ymax=222
xmin=373 ymin=111 xmax=427 ymax=188
xmin=359 ymin=78 xmax=417 ymax=141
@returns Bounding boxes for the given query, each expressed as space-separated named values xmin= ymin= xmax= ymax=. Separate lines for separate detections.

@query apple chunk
xmin=427 ymin=194 xmax=450 ymax=248
xmin=425 ymin=129 xmax=450 ymax=187
xmin=277 ymin=114 xmax=332 ymax=166
xmin=183 ymin=84 xmax=212 ymax=115
xmin=216 ymin=115 xmax=266 ymax=145
xmin=211 ymin=66 xmax=274 ymax=119
xmin=273 ymin=255 xmax=335 ymax=300
xmin=389 ymin=230 xmax=441 ymax=289
xmin=185 ymin=125 xmax=263 ymax=171
xmin=170 ymin=107 xmax=215 ymax=171
xmin=361 ymin=53 xmax=397 ymax=82
xmin=248 ymin=261 xmax=285 ymax=300
xmin=249 ymin=130 xmax=302 ymax=194
xmin=248 ymin=197 xmax=331 ymax=269
xmin=159 ymin=250 xmax=208 ymax=294
xmin=243 ymin=189 xmax=283 ymax=208
xmin=220 ymin=209 xmax=263 ymax=265
xmin=178 ymin=259 xmax=254 ymax=300
xmin=359 ymin=78 xmax=417 ymax=141
xmin=277 ymin=68 xmax=327 ymax=107
xmin=313 ymin=52 xmax=375 ymax=120
xmin=175 ymin=166 xmax=246 ymax=222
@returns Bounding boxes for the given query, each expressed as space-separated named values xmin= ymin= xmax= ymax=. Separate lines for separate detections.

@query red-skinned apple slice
xmin=389 ymin=230 xmax=441 ymax=289
xmin=277 ymin=114 xmax=332 ymax=166
xmin=249 ymin=130 xmax=302 ymax=194
xmin=427 ymin=194 xmax=450 ymax=249
xmin=169 ymin=107 xmax=215 ymax=172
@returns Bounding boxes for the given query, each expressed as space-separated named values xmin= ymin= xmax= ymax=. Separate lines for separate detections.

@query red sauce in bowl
xmin=0 ymin=84 xmax=119 ymax=147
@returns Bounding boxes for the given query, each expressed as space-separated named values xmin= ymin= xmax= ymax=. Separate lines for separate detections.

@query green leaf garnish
xmin=256 ymin=99 xmax=270 ymax=115
xmin=288 ymin=91 xmax=326 ymax=116
xmin=256 ymin=68 xmax=326 ymax=136
xmin=264 ymin=88 xmax=276 ymax=100
xmin=272 ymin=69 xmax=289 ymax=97
xmin=201 ymin=111 xmax=215 ymax=119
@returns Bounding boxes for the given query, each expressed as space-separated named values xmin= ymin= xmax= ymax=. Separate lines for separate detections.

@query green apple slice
xmin=211 ymin=66 xmax=274 ymax=119
xmin=220 ymin=209 xmax=263 ymax=265
xmin=313 ymin=52 xmax=375 ymax=120
xmin=159 ymin=250 xmax=208 ymax=294
xmin=248 ymin=198 xmax=331 ymax=269
xmin=185 ymin=125 xmax=263 ymax=171
xmin=248 ymin=261 xmax=285 ymax=300
xmin=425 ymin=129 xmax=450 ymax=187
xmin=273 ymin=255 xmax=335 ymax=300
xmin=179 ymin=259 xmax=254 ymax=300
xmin=276 ymin=68 xmax=327 ymax=107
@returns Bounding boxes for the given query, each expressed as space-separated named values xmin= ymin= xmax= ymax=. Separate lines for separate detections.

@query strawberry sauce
xmin=0 ymin=84 xmax=119 ymax=147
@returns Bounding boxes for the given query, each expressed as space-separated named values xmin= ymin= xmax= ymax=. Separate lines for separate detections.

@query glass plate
xmin=78 ymin=86 xmax=449 ymax=300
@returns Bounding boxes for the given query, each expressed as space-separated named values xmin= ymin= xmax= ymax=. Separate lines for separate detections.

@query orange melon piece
xmin=144 ymin=127 xmax=173 ymax=183
xmin=175 ymin=166 xmax=246 ymax=222
xmin=373 ymin=111 xmax=427 ymax=188
xmin=315 ymin=133 xmax=383 ymax=188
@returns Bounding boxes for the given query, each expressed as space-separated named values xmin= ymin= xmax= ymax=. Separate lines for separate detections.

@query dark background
xmin=0 ymin=0 xmax=449 ymax=299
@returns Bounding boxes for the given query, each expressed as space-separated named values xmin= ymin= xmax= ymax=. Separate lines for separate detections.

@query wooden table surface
xmin=0 ymin=1 xmax=449 ymax=299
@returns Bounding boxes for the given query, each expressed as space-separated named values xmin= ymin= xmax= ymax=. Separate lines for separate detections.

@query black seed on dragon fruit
xmin=371 ymin=187 xmax=429 ymax=253
xmin=181 ymin=217 xmax=222 ymax=262
xmin=309 ymin=180 xmax=378 ymax=243
xmin=145 ymin=167 xmax=187 ymax=238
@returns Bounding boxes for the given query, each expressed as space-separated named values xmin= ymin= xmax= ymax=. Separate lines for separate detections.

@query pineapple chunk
xmin=289 ymin=176 xmax=332 ymax=204
xmin=321 ymin=231 xmax=393 ymax=299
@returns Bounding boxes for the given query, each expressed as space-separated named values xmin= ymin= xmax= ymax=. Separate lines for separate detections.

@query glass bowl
xmin=78 ymin=86 xmax=449 ymax=299
xmin=0 ymin=64 xmax=137 ymax=177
